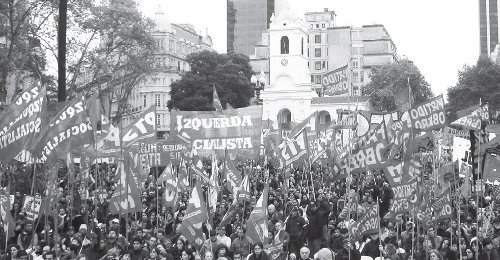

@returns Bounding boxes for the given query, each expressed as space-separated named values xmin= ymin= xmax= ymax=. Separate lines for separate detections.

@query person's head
xmin=291 ymin=206 xmax=298 ymax=216
xmin=385 ymin=243 xmax=397 ymax=255
xmin=427 ymin=227 xmax=435 ymax=237
xmin=181 ymin=248 xmax=194 ymax=260
xmin=176 ymin=238 xmax=185 ymax=250
xmin=218 ymin=226 xmax=226 ymax=236
xmin=333 ymin=228 xmax=340 ymax=237
xmin=429 ymin=250 xmax=444 ymax=260
xmin=237 ymin=226 xmax=246 ymax=238
xmin=25 ymin=222 xmax=33 ymax=231
xmin=108 ymin=230 xmax=117 ymax=240
xmin=299 ymin=246 xmax=310 ymax=260
xmin=217 ymin=244 xmax=228 ymax=257
xmin=289 ymin=253 xmax=297 ymax=260
xmin=149 ymin=247 xmax=160 ymax=259
xmin=450 ymin=220 xmax=458 ymax=229
xmin=369 ymin=232 xmax=379 ymax=240
xmin=149 ymin=236 xmax=158 ymax=248
xmin=59 ymin=208 xmax=66 ymax=216
xmin=204 ymin=251 xmax=214 ymax=260
xmin=465 ymin=248 xmax=474 ymax=259
xmin=68 ymin=244 xmax=79 ymax=254
xmin=10 ymin=244 xmax=20 ymax=256
xmin=268 ymin=204 xmax=276 ymax=215
xmin=482 ymin=238 xmax=493 ymax=250
xmin=75 ymin=255 xmax=87 ymax=260
xmin=440 ymin=238 xmax=450 ymax=249
xmin=274 ymin=221 xmax=283 ymax=231
xmin=253 ymin=242 xmax=263 ymax=255
xmin=232 ymin=251 xmax=242 ymax=260
xmin=43 ymin=251 xmax=56 ymax=260
xmin=132 ymin=237 xmax=142 ymax=250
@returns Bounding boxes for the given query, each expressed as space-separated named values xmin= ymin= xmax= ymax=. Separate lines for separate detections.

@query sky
xmin=139 ymin=0 xmax=480 ymax=99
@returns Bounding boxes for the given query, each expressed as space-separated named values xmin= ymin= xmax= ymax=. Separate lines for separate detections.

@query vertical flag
xmin=157 ymin=163 xmax=178 ymax=209
xmin=0 ymin=187 xmax=15 ymax=237
xmin=246 ymin=182 xmax=269 ymax=244
xmin=108 ymin=159 xmax=143 ymax=214
xmin=213 ymin=85 xmax=223 ymax=112
xmin=223 ymin=156 xmax=242 ymax=190
xmin=237 ymin=175 xmax=251 ymax=202
xmin=0 ymin=84 xmax=47 ymax=163
xmin=394 ymin=84 xmax=413 ymax=112
xmin=179 ymin=181 xmax=208 ymax=243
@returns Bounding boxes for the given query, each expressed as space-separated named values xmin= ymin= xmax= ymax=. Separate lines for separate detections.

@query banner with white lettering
xmin=0 ymin=84 xmax=46 ymax=163
xmin=33 ymin=95 xmax=93 ymax=164
xmin=108 ymin=159 xmax=143 ymax=214
xmin=431 ymin=189 xmax=453 ymax=220
xmin=322 ymin=64 xmax=348 ymax=96
xmin=350 ymin=204 xmax=379 ymax=236
xmin=139 ymin=137 xmax=191 ymax=166
xmin=384 ymin=178 xmax=418 ymax=221
xmin=278 ymin=130 xmax=308 ymax=167
xmin=406 ymin=95 xmax=446 ymax=131
xmin=171 ymin=106 xmax=262 ymax=159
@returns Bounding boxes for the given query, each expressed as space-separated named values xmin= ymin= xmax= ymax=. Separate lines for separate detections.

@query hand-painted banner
xmin=0 ymin=84 xmax=47 ymax=163
xmin=406 ymin=95 xmax=446 ymax=131
xmin=33 ymin=95 xmax=93 ymax=164
xmin=171 ymin=106 xmax=262 ymax=159
xmin=384 ymin=178 xmax=418 ymax=221
xmin=322 ymin=64 xmax=348 ymax=96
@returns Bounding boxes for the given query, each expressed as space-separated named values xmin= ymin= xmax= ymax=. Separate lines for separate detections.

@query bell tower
xmin=261 ymin=7 xmax=314 ymax=130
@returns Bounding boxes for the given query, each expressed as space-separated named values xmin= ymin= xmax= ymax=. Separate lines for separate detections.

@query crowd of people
xmin=0 ymin=160 xmax=500 ymax=260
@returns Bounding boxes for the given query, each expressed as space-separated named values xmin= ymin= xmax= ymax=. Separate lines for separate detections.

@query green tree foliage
xmin=168 ymin=51 xmax=255 ymax=111
xmin=363 ymin=59 xmax=433 ymax=112
xmin=447 ymin=56 xmax=500 ymax=122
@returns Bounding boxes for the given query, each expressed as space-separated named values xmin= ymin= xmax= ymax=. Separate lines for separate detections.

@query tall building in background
xmin=227 ymin=0 xmax=275 ymax=55
xmin=479 ymin=0 xmax=499 ymax=57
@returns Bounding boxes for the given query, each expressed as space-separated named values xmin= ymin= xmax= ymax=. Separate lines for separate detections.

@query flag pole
xmin=154 ymin=105 xmax=160 ymax=233
xmin=477 ymin=98 xmax=483 ymax=238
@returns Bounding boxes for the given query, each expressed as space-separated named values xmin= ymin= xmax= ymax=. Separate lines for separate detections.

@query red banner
xmin=171 ymin=106 xmax=262 ymax=159
xmin=406 ymin=95 xmax=446 ymax=131
xmin=33 ymin=95 xmax=93 ymax=164
xmin=108 ymin=159 xmax=143 ymax=214
xmin=322 ymin=64 xmax=348 ymax=96
xmin=0 ymin=84 xmax=47 ymax=162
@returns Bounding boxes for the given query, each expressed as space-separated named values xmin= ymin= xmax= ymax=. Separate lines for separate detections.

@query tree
xmin=363 ymin=59 xmax=433 ymax=112
xmin=447 ymin=56 xmax=500 ymax=122
xmin=168 ymin=51 xmax=255 ymax=111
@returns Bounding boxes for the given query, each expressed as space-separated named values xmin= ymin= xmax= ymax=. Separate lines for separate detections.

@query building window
xmin=352 ymin=59 xmax=359 ymax=68
xmin=326 ymin=61 xmax=329 ymax=70
xmin=315 ymin=61 xmax=321 ymax=70
xmin=315 ymin=75 xmax=322 ymax=84
xmin=155 ymin=94 xmax=161 ymax=107
xmin=311 ymin=75 xmax=314 ymax=83
xmin=353 ymin=72 xmax=359 ymax=82
xmin=157 ymin=114 xmax=161 ymax=125
xmin=143 ymin=95 xmax=147 ymax=107
xmin=315 ymin=34 xmax=321 ymax=43
xmin=308 ymin=62 xmax=310 ymax=68
xmin=322 ymin=23 xmax=325 ymax=28
xmin=360 ymin=71 xmax=364 ymax=83
xmin=301 ymin=38 xmax=304 ymax=55
xmin=316 ymin=24 xmax=319 ymax=28
xmin=322 ymin=61 xmax=326 ymax=69
xmin=280 ymin=36 xmax=289 ymax=54
xmin=353 ymin=86 xmax=360 ymax=96
xmin=315 ymin=48 xmax=321 ymax=57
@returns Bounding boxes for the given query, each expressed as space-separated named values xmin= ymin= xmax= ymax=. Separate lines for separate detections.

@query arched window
xmin=301 ymin=37 xmax=304 ymax=55
xmin=280 ymin=36 xmax=289 ymax=54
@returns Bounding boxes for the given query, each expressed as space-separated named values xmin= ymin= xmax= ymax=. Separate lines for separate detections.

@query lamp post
xmin=250 ymin=69 xmax=266 ymax=105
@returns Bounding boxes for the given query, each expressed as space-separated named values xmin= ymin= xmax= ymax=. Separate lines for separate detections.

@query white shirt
xmin=217 ymin=235 xmax=231 ymax=248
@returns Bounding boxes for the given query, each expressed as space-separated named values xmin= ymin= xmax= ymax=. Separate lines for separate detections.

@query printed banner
xmin=350 ymin=204 xmax=379 ymax=235
xmin=171 ymin=106 xmax=262 ymax=159
xmin=108 ymin=159 xmax=143 ymax=214
xmin=384 ymin=178 xmax=418 ymax=221
xmin=432 ymin=190 xmax=453 ymax=220
xmin=406 ymin=95 xmax=446 ymax=131
xmin=322 ymin=64 xmax=348 ymax=96
xmin=139 ymin=137 xmax=191 ymax=166
xmin=451 ymin=114 xmax=481 ymax=130
xmin=278 ymin=131 xmax=308 ymax=166
xmin=33 ymin=95 xmax=93 ymax=163
xmin=0 ymin=84 xmax=47 ymax=163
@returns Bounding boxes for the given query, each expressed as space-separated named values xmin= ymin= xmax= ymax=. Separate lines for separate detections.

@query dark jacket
xmin=361 ymin=238 xmax=383 ymax=259
xmin=335 ymin=247 xmax=361 ymax=260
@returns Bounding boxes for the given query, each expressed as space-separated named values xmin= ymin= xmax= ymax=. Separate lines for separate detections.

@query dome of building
xmin=154 ymin=8 xmax=173 ymax=33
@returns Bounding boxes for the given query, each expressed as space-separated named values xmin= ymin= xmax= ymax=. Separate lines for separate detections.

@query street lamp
xmin=250 ymin=69 xmax=266 ymax=105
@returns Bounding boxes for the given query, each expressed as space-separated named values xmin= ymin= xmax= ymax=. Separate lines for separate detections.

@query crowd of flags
xmin=0 ymin=83 xmax=499 ymax=245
